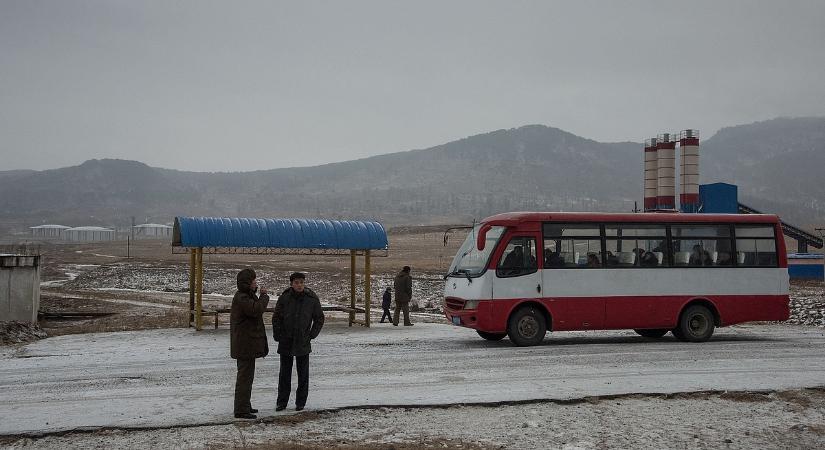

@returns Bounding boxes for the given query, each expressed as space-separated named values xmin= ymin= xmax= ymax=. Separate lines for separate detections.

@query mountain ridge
xmin=2 ymin=118 xmax=823 ymax=235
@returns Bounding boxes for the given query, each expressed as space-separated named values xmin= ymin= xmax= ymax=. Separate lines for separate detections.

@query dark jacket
xmin=272 ymin=287 xmax=325 ymax=357
xmin=393 ymin=271 xmax=412 ymax=304
xmin=230 ymin=269 xmax=270 ymax=360
xmin=382 ymin=290 xmax=392 ymax=309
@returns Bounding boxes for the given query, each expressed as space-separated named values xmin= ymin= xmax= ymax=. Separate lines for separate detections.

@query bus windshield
xmin=447 ymin=225 xmax=505 ymax=277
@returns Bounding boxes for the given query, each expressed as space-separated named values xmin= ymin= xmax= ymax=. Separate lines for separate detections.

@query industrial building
xmin=29 ymin=224 xmax=70 ymax=239
xmin=132 ymin=223 xmax=172 ymax=239
xmin=63 ymin=226 xmax=116 ymax=242
xmin=642 ymin=129 xmax=823 ymax=280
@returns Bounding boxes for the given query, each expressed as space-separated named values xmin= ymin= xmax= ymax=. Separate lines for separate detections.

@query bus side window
xmin=736 ymin=238 xmax=777 ymax=267
xmin=497 ymin=237 xmax=538 ymax=277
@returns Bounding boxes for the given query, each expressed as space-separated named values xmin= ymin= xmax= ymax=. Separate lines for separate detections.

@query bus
xmin=443 ymin=212 xmax=789 ymax=346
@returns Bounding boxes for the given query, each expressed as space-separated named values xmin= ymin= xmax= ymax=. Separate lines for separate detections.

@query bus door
xmin=492 ymin=235 xmax=542 ymax=306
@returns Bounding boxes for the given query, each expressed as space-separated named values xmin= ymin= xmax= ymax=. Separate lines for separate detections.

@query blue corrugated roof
xmin=173 ymin=217 xmax=388 ymax=250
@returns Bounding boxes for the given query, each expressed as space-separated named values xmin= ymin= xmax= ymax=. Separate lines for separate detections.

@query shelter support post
xmin=195 ymin=247 xmax=204 ymax=331
xmin=349 ymin=250 xmax=356 ymax=327
xmin=188 ymin=249 xmax=195 ymax=327
xmin=364 ymin=250 xmax=371 ymax=328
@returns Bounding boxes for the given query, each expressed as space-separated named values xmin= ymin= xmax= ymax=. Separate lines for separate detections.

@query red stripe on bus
xmin=445 ymin=295 xmax=789 ymax=334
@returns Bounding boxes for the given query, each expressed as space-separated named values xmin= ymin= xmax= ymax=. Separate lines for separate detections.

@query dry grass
xmin=41 ymin=307 xmax=189 ymax=337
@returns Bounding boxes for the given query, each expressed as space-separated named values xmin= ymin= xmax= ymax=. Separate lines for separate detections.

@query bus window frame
xmin=495 ymin=235 xmax=540 ymax=278
xmin=539 ymin=221 xmax=780 ymax=269
xmin=670 ymin=223 xmax=735 ymax=268
xmin=732 ymin=224 xmax=779 ymax=268
xmin=603 ymin=223 xmax=670 ymax=268
xmin=542 ymin=223 xmax=604 ymax=269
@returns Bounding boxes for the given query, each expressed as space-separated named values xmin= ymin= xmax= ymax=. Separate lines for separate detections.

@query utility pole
xmin=816 ymin=228 xmax=824 ymax=281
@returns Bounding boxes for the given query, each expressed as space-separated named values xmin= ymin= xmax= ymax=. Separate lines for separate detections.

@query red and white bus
xmin=443 ymin=212 xmax=790 ymax=346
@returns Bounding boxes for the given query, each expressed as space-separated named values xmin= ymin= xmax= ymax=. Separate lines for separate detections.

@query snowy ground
xmin=7 ymin=388 xmax=825 ymax=449
xmin=1 ymin=321 xmax=825 ymax=445
xmin=56 ymin=262 xmax=448 ymax=312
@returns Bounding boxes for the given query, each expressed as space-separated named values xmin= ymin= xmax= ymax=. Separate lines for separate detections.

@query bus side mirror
xmin=477 ymin=224 xmax=491 ymax=251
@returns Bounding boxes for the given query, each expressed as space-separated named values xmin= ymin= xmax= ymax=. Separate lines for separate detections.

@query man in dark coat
xmin=380 ymin=287 xmax=392 ymax=323
xmin=230 ymin=268 xmax=270 ymax=419
xmin=272 ymin=272 xmax=325 ymax=411
xmin=392 ymin=266 xmax=414 ymax=326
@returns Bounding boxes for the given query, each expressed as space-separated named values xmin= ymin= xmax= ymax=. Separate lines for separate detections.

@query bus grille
xmin=445 ymin=298 xmax=465 ymax=310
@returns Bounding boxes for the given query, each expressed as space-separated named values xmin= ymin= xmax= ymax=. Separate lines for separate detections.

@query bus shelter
xmin=172 ymin=217 xmax=388 ymax=330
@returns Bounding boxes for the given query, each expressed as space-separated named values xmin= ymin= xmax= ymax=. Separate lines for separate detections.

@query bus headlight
xmin=463 ymin=300 xmax=479 ymax=310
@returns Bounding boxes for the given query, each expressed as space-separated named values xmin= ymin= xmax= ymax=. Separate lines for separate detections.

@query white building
xmin=63 ymin=226 xmax=116 ymax=242
xmin=30 ymin=225 xmax=70 ymax=239
xmin=132 ymin=223 xmax=173 ymax=239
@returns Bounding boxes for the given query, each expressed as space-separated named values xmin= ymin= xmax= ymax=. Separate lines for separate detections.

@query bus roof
xmin=482 ymin=211 xmax=781 ymax=227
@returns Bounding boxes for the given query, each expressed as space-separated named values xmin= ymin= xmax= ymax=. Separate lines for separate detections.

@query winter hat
xmin=237 ymin=268 xmax=257 ymax=292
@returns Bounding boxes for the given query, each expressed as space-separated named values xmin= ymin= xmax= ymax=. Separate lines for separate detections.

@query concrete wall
xmin=0 ymin=255 xmax=40 ymax=323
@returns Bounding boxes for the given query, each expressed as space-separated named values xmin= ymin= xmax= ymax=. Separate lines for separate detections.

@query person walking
xmin=393 ymin=266 xmax=414 ymax=326
xmin=380 ymin=287 xmax=393 ymax=323
xmin=272 ymin=272 xmax=325 ymax=411
xmin=230 ymin=268 xmax=270 ymax=420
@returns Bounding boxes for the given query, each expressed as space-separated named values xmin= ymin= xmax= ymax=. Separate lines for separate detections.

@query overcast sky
xmin=1 ymin=1 xmax=824 ymax=172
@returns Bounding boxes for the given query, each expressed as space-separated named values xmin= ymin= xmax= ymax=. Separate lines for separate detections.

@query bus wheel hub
xmin=518 ymin=316 xmax=538 ymax=338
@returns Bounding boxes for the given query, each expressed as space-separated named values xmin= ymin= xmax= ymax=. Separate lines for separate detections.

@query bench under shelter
xmin=172 ymin=216 xmax=389 ymax=330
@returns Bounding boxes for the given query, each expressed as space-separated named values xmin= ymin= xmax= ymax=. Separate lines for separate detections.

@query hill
xmin=2 ymin=117 xmax=823 ymax=234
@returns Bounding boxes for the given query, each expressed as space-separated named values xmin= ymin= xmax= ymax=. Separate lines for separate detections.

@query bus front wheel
xmin=507 ymin=306 xmax=547 ymax=346
xmin=673 ymin=305 xmax=715 ymax=342
xmin=477 ymin=330 xmax=507 ymax=341
xmin=634 ymin=328 xmax=668 ymax=338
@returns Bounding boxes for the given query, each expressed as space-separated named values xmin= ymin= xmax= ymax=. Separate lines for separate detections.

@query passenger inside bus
xmin=499 ymin=244 xmax=537 ymax=275
xmin=639 ymin=251 xmax=659 ymax=267
xmin=501 ymin=245 xmax=524 ymax=270
xmin=689 ymin=244 xmax=712 ymax=266
xmin=544 ymin=250 xmax=563 ymax=268
xmin=586 ymin=253 xmax=601 ymax=268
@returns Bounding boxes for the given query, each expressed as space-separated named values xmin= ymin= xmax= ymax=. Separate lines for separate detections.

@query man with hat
xmin=272 ymin=272 xmax=325 ymax=411
xmin=230 ymin=268 xmax=270 ymax=419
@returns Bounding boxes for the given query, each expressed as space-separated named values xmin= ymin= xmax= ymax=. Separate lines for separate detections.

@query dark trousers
xmin=380 ymin=307 xmax=392 ymax=322
xmin=277 ymin=354 xmax=309 ymax=407
xmin=234 ymin=358 xmax=256 ymax=414
xmin=393 ymin=302 xmax=411 ymax=325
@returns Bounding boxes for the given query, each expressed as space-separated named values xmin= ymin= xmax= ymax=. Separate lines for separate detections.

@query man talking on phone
xmin=230 ymin=268 xmax=270 ymax=419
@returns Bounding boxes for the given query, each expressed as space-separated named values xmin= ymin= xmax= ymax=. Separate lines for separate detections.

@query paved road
xmin=1 ymin=321 xmax=824 ymax=435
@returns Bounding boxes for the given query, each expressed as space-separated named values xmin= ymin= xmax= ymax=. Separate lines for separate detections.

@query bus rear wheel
xmin=634 ymin=328 xmax=668 ymax=338
xmin=477 ymin=330 xmax=507 ymax=341
xmin=673 ymin=305 xmax=715 ymax=342
xmin=507 ymin=306 xmax=547 ymax=347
